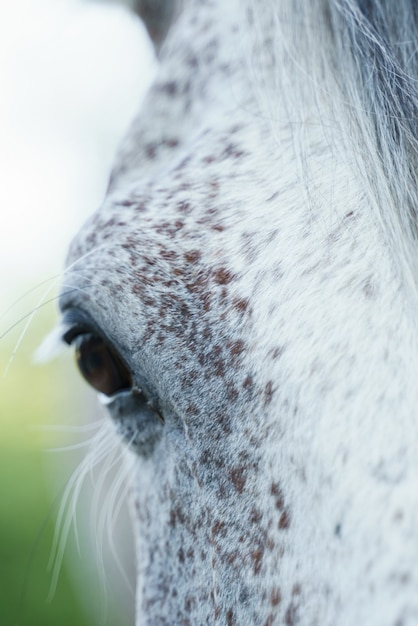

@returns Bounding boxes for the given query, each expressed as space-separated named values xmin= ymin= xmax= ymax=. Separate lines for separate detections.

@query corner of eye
xmin=33 ymin=323 xmax=71 ymax=364
xmin=98 ymin=388 xmax=132 ymax=406
xmin=99 ymin=392 xmax=113 ymax=406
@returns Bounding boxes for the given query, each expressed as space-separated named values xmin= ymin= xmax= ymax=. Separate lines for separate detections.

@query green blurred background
xmin=0 ymin=1 xmax=155 ymax=623
xmin=1 ymin=301 xmax=92 ymax=625
xmin=0 ymin=297 xmax=134 ymax=625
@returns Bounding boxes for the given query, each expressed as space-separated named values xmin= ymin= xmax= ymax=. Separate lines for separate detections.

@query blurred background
xmin=0 ymin=1 xmax=155 ymax=623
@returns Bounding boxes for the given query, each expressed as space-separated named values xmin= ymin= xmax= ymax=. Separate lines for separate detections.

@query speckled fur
xmin=61 ymin=1 xmax=418 ymax=624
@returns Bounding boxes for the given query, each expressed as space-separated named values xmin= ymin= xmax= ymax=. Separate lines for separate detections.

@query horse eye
xmin=68 ymin=331 xmax=133 ymax=397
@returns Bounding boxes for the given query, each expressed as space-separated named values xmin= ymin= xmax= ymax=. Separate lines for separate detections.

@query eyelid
xmin=62 ymin=325 xmax=92 ymax=346
xmin=60 ymin=309 xmax=99 ymax=344
xmin=60 ymin=312 xmax=127 ymax=368
xmin=57 ymin=308 xmax=136 ymax=398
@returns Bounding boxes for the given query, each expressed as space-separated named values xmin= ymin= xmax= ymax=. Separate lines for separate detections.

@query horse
xmin=58 ymin=1 xmax=418 ymax=623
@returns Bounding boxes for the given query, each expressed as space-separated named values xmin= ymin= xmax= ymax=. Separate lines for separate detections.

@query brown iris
xmin=73 ymin=332 xmax=133 ymax=396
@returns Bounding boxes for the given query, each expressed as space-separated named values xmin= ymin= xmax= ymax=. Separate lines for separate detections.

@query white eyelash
xmin=33 ymin=323 xmax=72 ymax=364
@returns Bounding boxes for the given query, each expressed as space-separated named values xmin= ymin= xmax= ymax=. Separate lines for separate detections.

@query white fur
xmin=61 ymin=1 xmax=418 ymax=624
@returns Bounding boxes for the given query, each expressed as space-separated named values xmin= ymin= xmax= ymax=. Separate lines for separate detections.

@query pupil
xmin=82 ymin=346 xmax=103 ymax=375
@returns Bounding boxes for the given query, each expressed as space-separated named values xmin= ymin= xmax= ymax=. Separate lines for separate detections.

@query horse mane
xmin=248 ymin=0 xmax=418 ymax=296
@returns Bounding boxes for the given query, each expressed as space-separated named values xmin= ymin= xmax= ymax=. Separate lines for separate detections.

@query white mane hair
xmin=255 ymin=0 xmax=418 ymax=295
xmin=59 ymin=1 xmax=418 ymax=624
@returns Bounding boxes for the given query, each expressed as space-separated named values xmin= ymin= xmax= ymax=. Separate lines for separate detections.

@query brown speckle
xmin=184 ymin=250 xmax=202 ymax=263
xmin=271 ymin=482 xmax=285 ymax=510
xmin=159 ymin=80 xmax=178 ymax=96
xmin=285 ymin=604 xmax=298 ymax=626
xmin=271 ymin=346 xmax=285 ymax=359
xmin=292 ymin=584 xmax=301 ymax=596
xmin=177 ymin=200 xmax=192 ymax=214
xmin=184 ymin=596 xmax=196 ymax=612
xmin=213 ymin=267 xmax=235 ymax=285
xmin=169 ymin=509 xmax=176 ymax=528
xmin=249 ymin=507 xmax=262 ymax=524
xmin=165 ymin=138 xmax=179 ymax=148
xmin=233 ymin=297 xmax=250 ymax=313
xmin=211 ymin=520 xmax=226 ymax=537
xmin=270 ymin=587 xmax=282 ymax=607
xmin=229 ymin=467 xmax=247 ymax=494
xmin=279 ymin=511 xmax=291 ymax=530
xmin=264 ymin=381 xmax=274 ymax=406
xmin=251 ymin=546 xmax=264 ymax=575
xmin=186 ymin=404 xmax=200 ymax=416
xmin=145 ymin=142 xmax=158 ymax=159
xmin=227 ymin=340 xmax=246 ymax=358
xmin=243 ymin=374 xmax=254 ymax=389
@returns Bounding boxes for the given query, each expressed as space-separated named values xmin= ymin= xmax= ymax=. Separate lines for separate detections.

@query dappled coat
xmin=60 ymin=1 xmax=418 ymax=624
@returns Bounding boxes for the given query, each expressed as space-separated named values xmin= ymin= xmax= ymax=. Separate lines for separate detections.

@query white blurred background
xmin=0 ymin=1 xmax=155 ymax=624
xmin=0 ymin=0 xmax=155 ymax=294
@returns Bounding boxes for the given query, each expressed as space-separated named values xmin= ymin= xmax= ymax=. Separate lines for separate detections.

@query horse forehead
xmin=67 ymin=100 xmax=287 ymax=332
xmin=67 ymin=0 xmax=295 ymax=294
xmin=73 ymin=127 xmax=278 ymax=262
